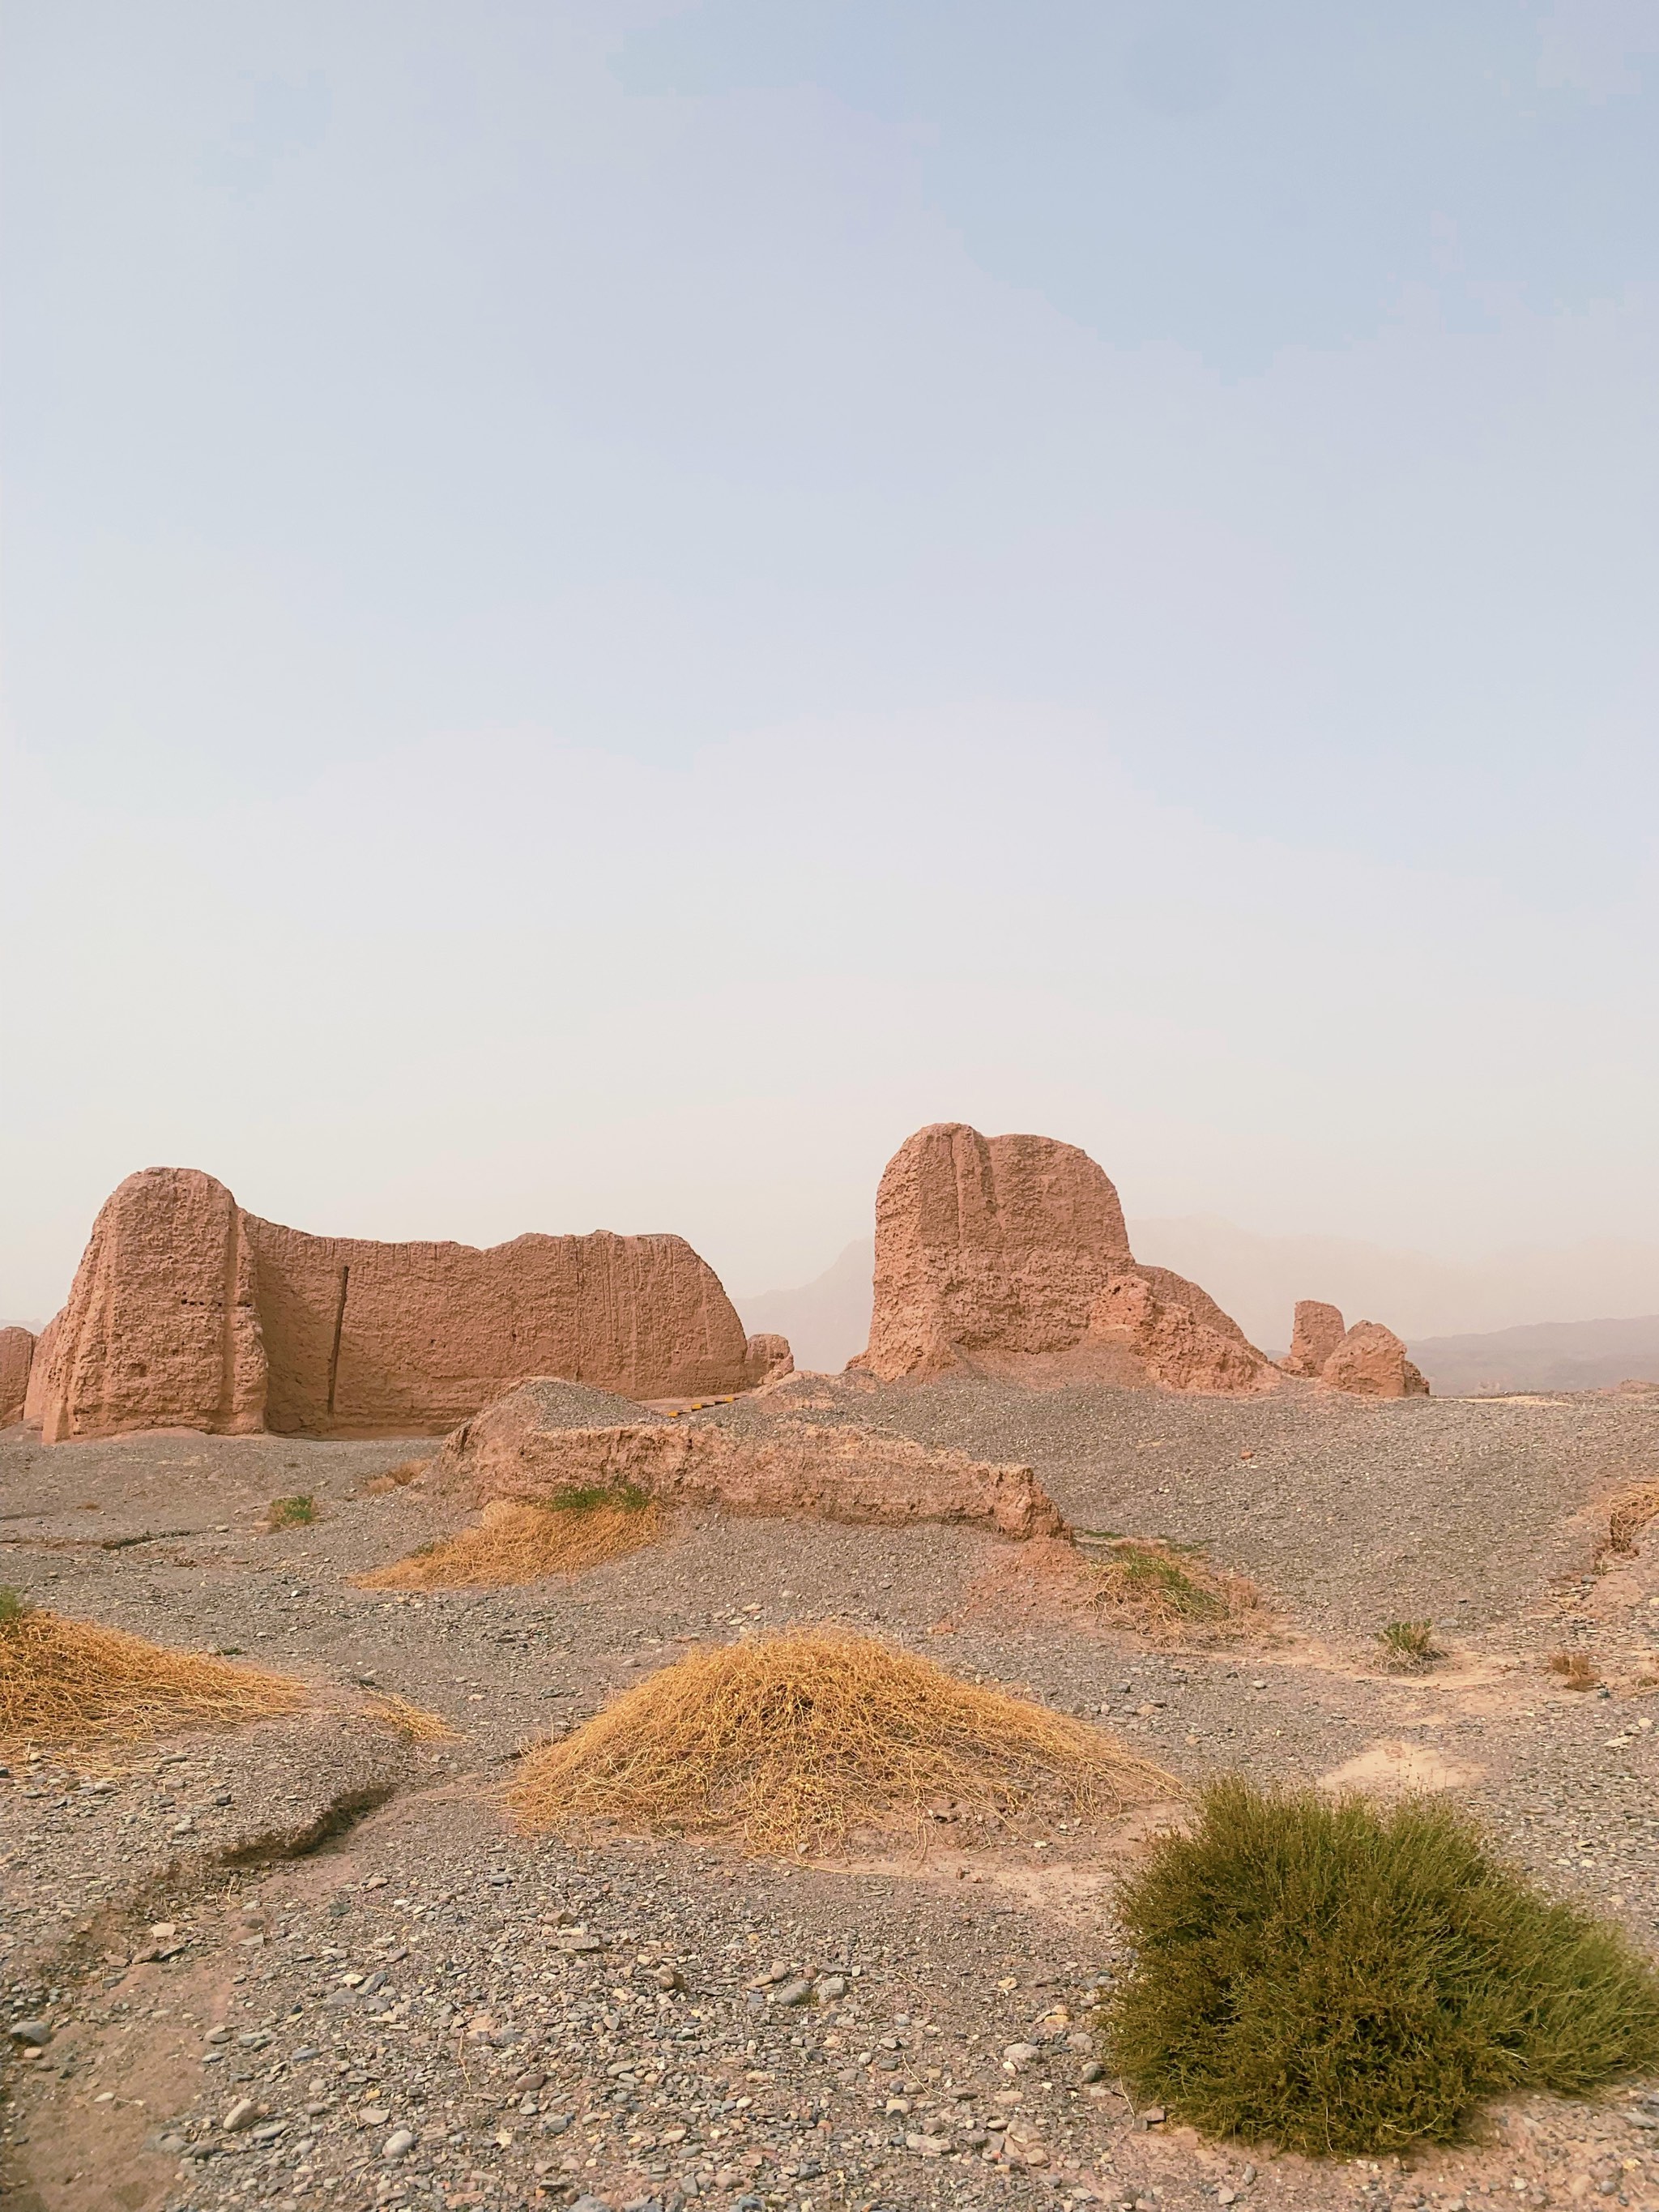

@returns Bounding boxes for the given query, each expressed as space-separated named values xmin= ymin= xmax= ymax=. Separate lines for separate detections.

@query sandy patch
xmin=1317 ymin=1738 xmax=1481 ymax=1795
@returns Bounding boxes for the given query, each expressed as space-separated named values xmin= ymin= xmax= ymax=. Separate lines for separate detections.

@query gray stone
xmin=222 ymin=2097 xmax=260 ymax=2133
xmin=383 ymin=2129 xmax=416 ymax=2159
xmin=6 ymin=2020 xmax=49 ymax=2048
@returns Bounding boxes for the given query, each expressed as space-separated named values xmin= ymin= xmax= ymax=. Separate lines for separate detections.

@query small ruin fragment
xmin=1279 ymin=1299 xmax=1347 ymax=1379
xmin=0 ymin=1326 xmax=35 ymax=1427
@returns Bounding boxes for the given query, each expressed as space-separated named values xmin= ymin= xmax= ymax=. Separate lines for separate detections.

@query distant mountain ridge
xmin=1128 ymin=1216 xmax=1659 ymax=1346
xmin=740 ymin=1240 xmax=876 ymax=1375
xmin=1406 ymin=1316 xmax=1659 ymax=1398
xmin=740 ymin=1223 xmax=1659 ymax=1391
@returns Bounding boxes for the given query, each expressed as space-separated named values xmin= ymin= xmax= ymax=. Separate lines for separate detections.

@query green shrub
xmin=1377 ymin=1619 xmax=1442 ymax=1668
xmin=267 ymin=1494 xmax=319 ymax=1529
xmin=1103 ymin=1779 xmax=1659 ymax=2155
xmin=0 ymin=1586 xmax=31 ymax=1628
xmin=543 ymin=1484 xmax=654 ymax=1515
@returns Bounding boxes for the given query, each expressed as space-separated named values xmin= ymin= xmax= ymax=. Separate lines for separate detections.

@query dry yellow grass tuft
xmin=358 ymin=1458 xmax=431 ymax=1497
xmin=505 ymin=1626 xmax=1172 ymax=1855
xmin=0 ymin=1592 xmax=307 ymax=1753
xmin=354 ymin=1491 xmax=663 ymax=1591
xmin=1606 ymin=1481 xmax=1659 ymax=1558
xmin=359 ymin=1691 xmax=458 ymax=1742
xmin=1549 ymin=1649 xmax=1601 ymax=1692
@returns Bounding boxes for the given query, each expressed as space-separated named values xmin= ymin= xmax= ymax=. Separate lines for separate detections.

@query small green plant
xmin=0 ymin=1586 xmax=32 ymax=1628
xmin=1376 ymin=1619 xmax=1442 ymax=1669
xmin=266 ymin=1494 xmax=319 ymax=1530
xmin=1109 ymin=1544 xmax=1230 ymax=1621
xmin=1103 ymin=1780 xmax=1659 ymax=2155
xmin=543 ymin=1484 xmax=654 ymax=1515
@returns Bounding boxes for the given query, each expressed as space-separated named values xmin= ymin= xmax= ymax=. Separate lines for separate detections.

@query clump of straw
xmin=360 ymin=1691 xmax=458 ymax=1742
xmin=0 ymin=1591 xmax=307 ymax=1753
xmin=354 ymin=1489 xmax=662 ymax=1591
xmin=1549 ymin=1649 xmax=1600 ymax=1692
xmin=358 ymin=1458 xmax=430 ymax=1497
xmin=506 ymin=1626 xmax=1172 ymax=1855
xmin=1606 ymin=1481 xmax=1659 ymax=1558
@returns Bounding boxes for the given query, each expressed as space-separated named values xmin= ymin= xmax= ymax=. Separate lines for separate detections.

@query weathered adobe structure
xmin=853 ymin=1122 xmax=1277 ymax=1391
xmin=31 ymin=1167 xmax=790 ymax=1444
xmin=854 ymin=1122 xmax=1427 ymax=1399
xmin=0 ymin=1326 xmax=35 ymax=1427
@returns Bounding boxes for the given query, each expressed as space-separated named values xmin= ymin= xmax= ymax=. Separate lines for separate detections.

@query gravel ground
xmin=715 ymin=1377 xmax=1659 ymax=1643
xmin=3 ymin=1381 xmax=1659 ymax=2212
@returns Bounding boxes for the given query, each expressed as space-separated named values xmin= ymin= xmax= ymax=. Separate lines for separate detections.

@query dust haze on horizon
xmin=4 ymin=2 xmax=1658 ymax=1333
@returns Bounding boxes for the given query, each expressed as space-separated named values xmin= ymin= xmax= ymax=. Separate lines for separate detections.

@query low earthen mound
xmin=855 ymin=1121 xmax=1277 ymax=1394
xmin=505 ymin=1627 xmax=1171 ymax=1855
xmin=37 ymin=1166 xmax=783 ymax=1443
xmin=0 ymin=1593 xmax=308 ymax=1753
xmin=356 ymin=1492 xmax=664 ymax=1589
xmin=428 ymin=1380 xmax=1064 ymax=1540
xmin=1322 ymin=1320 xmax=1429 ymax=1400
xmin=1279 ymin=1300 xmax=1346 ymax=1379
xmin=0 ymin=1326 xmax=34 ymax=1427
xmin=953 ymin=1534 xmax=1269 ymax=1647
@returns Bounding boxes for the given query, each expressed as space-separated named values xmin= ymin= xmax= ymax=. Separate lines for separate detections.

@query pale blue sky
xmin=3 ymin=2 xmax=1657 ymax=1319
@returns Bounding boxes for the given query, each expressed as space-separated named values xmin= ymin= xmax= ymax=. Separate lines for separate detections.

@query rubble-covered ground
xmin=3 ymin=1380 xmax=1658 ymax=2212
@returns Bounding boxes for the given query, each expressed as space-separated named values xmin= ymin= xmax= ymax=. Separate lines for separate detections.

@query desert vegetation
xmin=356 ymin=1487 xmax=663 ymax=1589
xmin=0 ymin=1589 xmax=308 ymax=1752
xmin=1104 ymin=1779 xmax=1659 ymax=2155
xmin=1606 ymin=1480 xmax=1659 ymax=1557
xmin=1375 ymin=1618 xmax=1444 ymax=1670
xmin=507 ymin=1627 xmax=1171 ymax=1855
xmin=265 ymin=1492 xmax=319 ymax=1528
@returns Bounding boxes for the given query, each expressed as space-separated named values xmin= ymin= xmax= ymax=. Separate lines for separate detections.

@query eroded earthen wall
xmin=859 ymin=1121 xmax=1277 ymax=1394
xmin=40 ymin=1168 xmax=772 ymax=1442
xmin=246 ymin=1219 xmax=764 ymax=1434
xmin=41 ymin=1169 xmax=267 ymax=1444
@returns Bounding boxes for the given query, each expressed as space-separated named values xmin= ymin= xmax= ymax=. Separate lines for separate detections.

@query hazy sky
xmin=4 ymin=2 xmax=1658 ymax=1321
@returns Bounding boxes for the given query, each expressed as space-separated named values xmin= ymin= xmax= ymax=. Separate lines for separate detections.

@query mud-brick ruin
xmin=8 ymin=1125 xmax=1422 ymax=1447
xmin=853 ymin=1121 xmax=1424 ymax=1398
xmin=25 ymin=1167 xmax=791 ymax=1444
